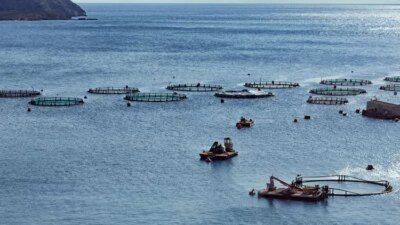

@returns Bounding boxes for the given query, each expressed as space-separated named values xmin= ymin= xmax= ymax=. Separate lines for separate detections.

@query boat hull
xmin=199 ymin=151 xmax=238 ymax=160
xmin=258 ymin=190 xmax=327 ymax=202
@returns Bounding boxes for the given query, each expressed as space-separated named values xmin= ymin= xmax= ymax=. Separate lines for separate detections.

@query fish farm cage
xmin=295 ymin=175 xmax=392 ymax=197
xmin=166 ymin=84 xmax=222 ymax=92
xmin=29 ymin=97 xmax=84 ymax=106
xmin=88 ymin=87 xmax=139 ymax=94
xmin=124 ymin=93 xmax=187 ymax=102
xmin=214 ymin=90 xmax=274 ymax=99
xmin=307 ymin=96 xmax=349 ymax=105
xmin=0 ymin=90 xmax=41 ymax=98
xmin=244 ymin=81 xmax=300 ymax=89
xmin=384 ymin=76 xmax=400 ymax=82
xmin=309 ymin=88 xmax=366 ymax=96
xmin=320 ymin=79 xmax=372 ymax=86
xmin=379 ymin=84 xmax=400 ymax=91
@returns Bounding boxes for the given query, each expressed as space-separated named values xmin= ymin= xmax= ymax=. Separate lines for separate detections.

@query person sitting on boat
xmin=240 ymin=117 xmax=246 ymax=122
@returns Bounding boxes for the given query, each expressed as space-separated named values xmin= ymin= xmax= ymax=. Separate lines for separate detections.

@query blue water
xmin=1 ymin=4 xmax=400 ymax=224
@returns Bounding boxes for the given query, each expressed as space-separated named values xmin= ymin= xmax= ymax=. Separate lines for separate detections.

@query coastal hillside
xmin=0 ymin=0 xmax=86 ymax=20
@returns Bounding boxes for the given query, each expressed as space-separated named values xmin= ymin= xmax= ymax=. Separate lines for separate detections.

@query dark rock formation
xmin=0 ymin=0 xmax=86 ymax=20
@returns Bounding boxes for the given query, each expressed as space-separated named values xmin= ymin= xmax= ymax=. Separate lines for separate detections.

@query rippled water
xmin=1 ymin=4 xmax=400 ymax=224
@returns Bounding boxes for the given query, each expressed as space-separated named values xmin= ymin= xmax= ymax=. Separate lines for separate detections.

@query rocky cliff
xmin=0 ymin=0 xmax=86 ymax=20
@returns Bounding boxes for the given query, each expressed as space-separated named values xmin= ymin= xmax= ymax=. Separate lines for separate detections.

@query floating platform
xmin=379 ymin=84 xmax=400 ymax=91
xmin=0 ymin=90 xmax=41 ymax=98
xmin=244 ymin=81 xmax=299 ymax=89
xmin=88 ymin=87 xmax=139 ymax=94
xmin=362 ymin=99 xmax=400 ymax=120
xmin=29 ymin=97 xmax=84 ymax=106
xmin=166 ymin=84 xmax=222 ymax=92
xmin=384 ymin=76 xmax=400 ymax=82
xmin=307 ymin=96 xmax=349 ymax=105
xmin=309 ymin=88 xmax=366 ymax=96
xmin=320 ymin=79 xmax=372 ymax=86
xmin=257 ymin=176 xmax=329 ymax=202
xmin=124 ymin=93 xmax=187 ymax=102
xmin=215 ymin=89 xmax=274 ymax=99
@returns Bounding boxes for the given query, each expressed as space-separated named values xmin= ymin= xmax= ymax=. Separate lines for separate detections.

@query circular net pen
xmin=380 ymin=84 xmax=400 ymax=91
xmin=310 ymin=88 xmax=366 ymax=96
xmin=88 ymin=87 xmax=139 ymax=94
xmin=166 ymin=84 xmax=222 ymax=92
xmin=320 ymin=79 xmax=372 ymax=86
xmin=296 ymin=175 xmax=392 ymax=197
xmin=29 ymin=97 xmax=84 ymax=106
xmin=124 ymin=93 xmax=187 ymax=102
xmin=0 ymin=90 xmax=41 ymax=98
xmin=307 ymin=96 xmax=349 ymax=105
xmin=384 ymin=76 xmax=400 ymax=82
xmin=244 ymin=81 xmax=300 ymax=89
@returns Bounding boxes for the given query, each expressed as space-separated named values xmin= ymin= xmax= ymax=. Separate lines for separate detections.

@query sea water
xmin=0 ymin=4 xmax=400 ymax=224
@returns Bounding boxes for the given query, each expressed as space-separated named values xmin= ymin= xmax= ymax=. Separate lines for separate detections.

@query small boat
xmin=215 ymin=89 xmax=274 ymax=99
xmin=236 ymin=117 xmax=254 ymax=129
xmin=199 ymin=138 xmax=238 ymax=161
xmin=257 ymin=176 xmax=329 ymax=202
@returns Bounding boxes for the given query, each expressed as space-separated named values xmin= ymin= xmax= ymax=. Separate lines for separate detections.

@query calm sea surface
xmin=1 ymin=4 xmax=400 ymax=224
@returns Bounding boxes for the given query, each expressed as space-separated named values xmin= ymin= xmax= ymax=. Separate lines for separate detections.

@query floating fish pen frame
xmin=124 ymin=93 xmax=187 ymax=102
xmin=244 ymin=81 xmax=299 ymax=89
xmin=320 ymin=79 xmax=372 ymax=86
xmin=379 ymin=84 xmax=400 ymax=91
xmin=166 ymin=84 xmax=222 ymax=92
xmin=29 ymin=97 xmax=84 ymax=106
xmin=295 ymin=175 xmax=392 ymax=197
xmin=214 ymin=90 xmax=274 ymax=99
xmin=384 ymin=76 xmax=400 ymax=82
xmin=88 ymin=87 xmax=139 ymax=94
xmin=310 ymin=88 xmax=366 ymax=96
xmin=307 ymin=96 xmax=348 ymax=105
xmin=0 ymin=90 xmax=41 ymax=98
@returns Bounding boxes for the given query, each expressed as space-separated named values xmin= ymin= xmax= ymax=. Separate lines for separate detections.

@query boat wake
xmin=336 ymin=160 xmax=400 ymax=194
